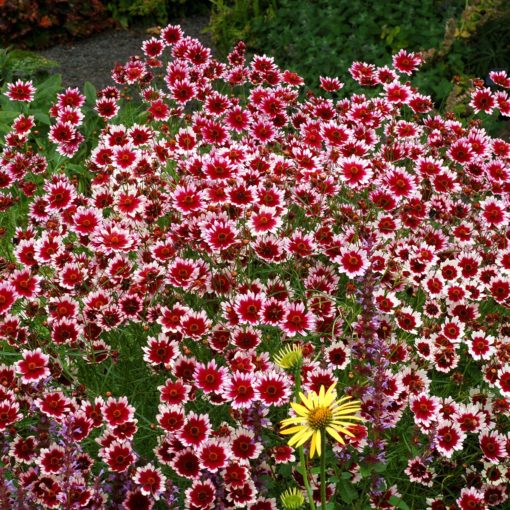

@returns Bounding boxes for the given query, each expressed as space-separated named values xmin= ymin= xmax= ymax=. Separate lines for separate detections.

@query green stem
xmin=295 ymin=363 xmax=316 ymax=510
xmin=320 ymin=431 xmax=327 ymax=510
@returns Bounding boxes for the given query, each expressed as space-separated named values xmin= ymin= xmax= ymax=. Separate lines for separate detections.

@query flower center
xmin=307 ymin=406 xmax=332 ymax=430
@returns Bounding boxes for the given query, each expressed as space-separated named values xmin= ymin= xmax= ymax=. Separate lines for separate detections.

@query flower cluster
xmin=0 ymin=26 xmax=509 ymax=510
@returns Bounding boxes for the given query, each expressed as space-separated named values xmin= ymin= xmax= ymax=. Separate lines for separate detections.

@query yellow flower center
xmin=307 ymin=406 xmax=332 ymax=430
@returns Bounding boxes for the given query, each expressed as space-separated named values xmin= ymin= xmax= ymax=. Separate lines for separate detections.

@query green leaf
xmin=389 ymin=496 xmax=411 ymax=510
xmin=31 ymin=111 xmax=50 ymax=125
xmin=338 ymin=479 xmax=357 ymax=504
xmin=0 ymin=111 xmax=18 ymax=123
xmin=84 ymin=81 xmax=97 ymax=105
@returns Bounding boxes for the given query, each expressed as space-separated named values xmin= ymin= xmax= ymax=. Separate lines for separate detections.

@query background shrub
xmin=209 ymin=0 xmax=510 ymax=108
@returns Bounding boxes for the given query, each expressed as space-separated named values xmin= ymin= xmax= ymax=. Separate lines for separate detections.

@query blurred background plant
xmin=0 ymin=0 xmax=508 ymax=130
xmin=0 ymin=47 xmax=59 ymax=87
xmin=208 ymin=0 xmax=510 ymax=116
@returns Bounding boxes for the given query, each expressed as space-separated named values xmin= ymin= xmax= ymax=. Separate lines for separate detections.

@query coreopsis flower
xmin=133 ymin=463 xmax=166 ymax=499
xmin=280 ymin=384 xmax=363 ymax=457
xmin=171 ymin=448 xmax=201 ymax=479
xmin=198 ymin=438 xmax=230 ymax=472
xmin=195 ymin=359 xmax=227 ymax=394
xmin=231 ymin=428 xmax=262 ymax=461
xmin=9 ymin=436 xmax=37 ymax=463
xmin=102 ymin=439 xmax=134 ymax=472
xmin=37 ymin=444 xmax=66 ymax=474
xmin=178 ymin=412 xmax=211 ymax=447
xmin=434 ymin=421 xmax=466 ymax=458
xmin=5 ymin=79 xmax=36 ymax=102
xmin=15 ymin=348 xmax=50 ymax=383
xmin=185 ymin=479 xmax=216 ymax=509
xmin=223 ymin=371 xmax=256 ymax=409
xmin=404 ymin=457 xmax=434 ymax=487
xmin=0 ymin=399 xmax=21 ymax=430
xmin=104 ymin=396 xmax=135 ymax=427
xmin=255 ymin=370 xmax=292 ymax=406
xmin=280 ymin=487 xmax=304 ymax=510
xmin=456 ymin=487 xmax=487 ymax=510
xmin=123 ymin=490 xmax=153 ymax=510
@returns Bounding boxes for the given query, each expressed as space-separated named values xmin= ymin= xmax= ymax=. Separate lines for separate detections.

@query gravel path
xmin=37 ymin=15 xmax=212 ymax=90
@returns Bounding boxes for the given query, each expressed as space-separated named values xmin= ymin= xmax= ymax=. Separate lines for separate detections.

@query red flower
xmin=234 ymin=292 xmax=264 ymax=325
xmin=0 ymin=283 xmax=16 ymax=315
xmin=37 ymin=391 xmax=74 ymax=420
xmin=159 ymin=379 xmax=190 ymax=405
xmin=496 ymin=368 xmax=510 ymax=397
xmin=336 ymin=248 xmax=368 ymax=277
xmin=392 ymin=50 xmax=423 ymax=74
xmin=143 ymin=334 xmax=179 ymax=366
xmin=479 ymin=431 xmax=507 ymax=463
xmin=10 ymin=269 xmax=40 ymax=299
xmin=10 ymin=435 xmax=37 ymax=463
xmin=37 ymin=444 xmax=65 ymax=474
xmin=255 ymin=370 xmax=291 ymax=406
xmin=223 ymin=462 xmax=249 ymax=487
xmin=195 ymin=360 xmax=226 ymax=394
xmin=272 ymin=445 xmax=295 ymax=464
xmin=171 ymin=448 xmax=201 ymax=479
xmin=104 ymin=396 xmax=135 ymax=427
xmin=16 ymin=348 xmax=50 ymax=383
xmin=410 ymin=393 xmax=440 ymax=427
xmin=0 ymin=399 xmax=21 ymax=430
xmin=178 ymin=412 xmax=211 ymax=447
xmin=186 ymin=479 xmax=216 ymax=510
xmin=223 ymin=372 xmax=256 ymax=409
xmin=134 ymin=463 xmax=166 ymax=499
xmin=198 ymin=438 xmax=230 ymax=472
xmin=456 ymin=487 xmax=487 ymax=510
xmin=5 ymin=79 xmax=36 ymax=102
xmin=181 ymin=310 xmax=212 ymax=339
xmin=123 ymin=490 xmax=154 ymax=510
xmin=231 ymin=428 xmax=261 ymax=461
xmin=434 ymin=421 xmax=465 ymax=458
xmin=156 ymin=404 xmax=185 ymax=432
xmin=102 ymin=439 xmax=134 ymax=472
xmin=281 ymin=302 xmax=316 ymax=337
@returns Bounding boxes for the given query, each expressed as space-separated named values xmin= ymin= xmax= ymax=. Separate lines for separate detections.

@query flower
xmin=280 ymin=487 xmax=305 ymax=510
xmin=280 ymin=384 xmax=363 ymax=457
xmin=273 ymin=344 xmax=303 ymax=370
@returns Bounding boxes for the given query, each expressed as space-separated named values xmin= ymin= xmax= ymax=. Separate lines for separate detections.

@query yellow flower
xmin=274 ymin=344 xmax=303 ymax=370
xmin=280 ymin=384 xmax=363 ymax=458
xmin=280 ymin=487 xmax=305 ymax=509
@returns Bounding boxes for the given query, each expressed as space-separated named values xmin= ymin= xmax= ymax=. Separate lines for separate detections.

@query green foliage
xmin=0 ymin=47 xmax=59 ymax=86
xmin=249 ymin=0 xmax=464 ymax=101
xmin=106 ymin=0 xmax=168 ymax=28
xmin=208 ymin=0 xmax=277 ymax=55
xmin=107 ymin=0 xmax=210 ymax=28
xmin=209 ymin=0 xmax=510 ymax=108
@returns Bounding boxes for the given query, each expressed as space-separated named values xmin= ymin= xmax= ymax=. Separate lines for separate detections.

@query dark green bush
xmin=209 ymin=0 xmax=510 ymax=108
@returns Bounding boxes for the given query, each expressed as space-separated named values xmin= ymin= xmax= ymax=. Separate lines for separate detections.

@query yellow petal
xmin=319 ymin=385 xmax=326 ymax=403
xmin=290 ymin=402 xmax=310 ymax=416
xmin=293 ymin=428 xmax=314 ymax=448
xmin=280 ymin=416 xmax=307 ymax=426
xmin=329 ymin=424 xmax=356 ymax=437
xmin=280 ymin=425 xmax=307 ymax=435
xmin=314 ymin=430 xmax=322 ymax=457
xmin=310 ymin=431 xmax=316 ymax=458
xmin=299 ymin=391 xmax=312 ymax=409
xmin=326 ymin=426 xmax=346 ymax=445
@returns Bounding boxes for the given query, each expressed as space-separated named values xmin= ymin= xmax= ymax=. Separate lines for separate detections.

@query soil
xmin=37 ymin=15 xmax=212 ymax=90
